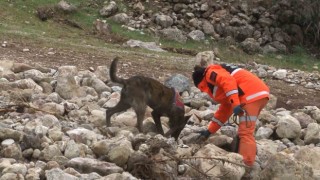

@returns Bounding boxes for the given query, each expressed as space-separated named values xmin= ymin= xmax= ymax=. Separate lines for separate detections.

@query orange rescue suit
xmin=197 ymin=64 xmax=269 ymax=166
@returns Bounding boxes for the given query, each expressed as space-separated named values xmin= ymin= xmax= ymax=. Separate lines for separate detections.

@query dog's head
xmin=192 ymin=65 xmax=206 ymax=88
xmin=166 ymin=113 xmax=191 ymax=140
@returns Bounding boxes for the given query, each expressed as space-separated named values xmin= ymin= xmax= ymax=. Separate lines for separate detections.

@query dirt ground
xmin=0 ymin=39 xmax=320 ymax=110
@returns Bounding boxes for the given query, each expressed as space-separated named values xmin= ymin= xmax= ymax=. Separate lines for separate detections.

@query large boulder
xmin=57 ymin=66 xmax=78 ymax=76
xmin=188 ymin=30 xmax=205 ymax=41
xmin=94 ymin=66 xmax=109 ymax=82
xmin=99 ymin=1 xmax=118 ymax=17
xmin=155 ymin=14 xmax=173 ymax=28
xmin=81 ymin=77 xmax=111 ymax=95
xmin=2 ymin=163 xmax=27 ymax=176
xmin=202 ymin=20 xmax=216 ymax=35
xmin=269 ymin=41 xmax=287 ymax=52
xmin=66 ymin=157 xmax=123 ymax=176
xmin=56 ymin=0 xmax=76 ymax=13
xmin=258 ymin=17 xmax=273 ymax=27
xmin=292 ymin=111 xmax=315 ymax=129
xmin=276 ymin=114 xmax=301 ymax=139
xmin=64 ymin=140 xmax=80 ymax=159
xmin=259 ymin=152 xmax=314 ymax=179
xmin=66 ymin=128 xmax=103 ymax=146
xmin=240 ymin=38 xmax=261 ymax=54
xmin=107 ymin=145 xmax=132 ymax=167
xmin=150 ymin=149 xmax=178 ymax=180
xmin=256 ymin=139 xmax=281 ymax=164
xmin=45 ymin=168 xmax=78 ymax=180
xmin=55 ymin=75 xmax=80 ymax=99
xmin=0 ymin=128 xmax=23 ymax=141
xmin=1 ymin=144 xmax=23 ymax=160
xmin=41 ymin=144 xmax=63 ymax=161
xmin=12 ymin=79 xmax=43 ymax=93
xmin=192 ymin=144 xmax=245 ymax=179
xmin=311 ymin=109 xmax=320 ymax=123
xmin=255 ymin=127 xmax=273 ymax=140
xmin=304 ymin=123 xmax=320 ymax=145
xmin=92 ymin=138 xmax=133 ymax=158
xmin=294 ymin=147 xmax=320 ymax=179
xmin=158 ymin=28 xmax=187 ymax=43
xmin=164 ymin=74 xmax=190 ymax=93
xmin=273 ymin=69 xmax=287 ymax=80
xmin=101 ymin=172 xmax=137 ymax=180
xmin=194 ymin=51 xmax=215 ymax=67
xmin=94 ymin=19 xmax=112 ymax=35
xmin=111 ymin=13 xmax=130 ymax=24
xmin=40 ymin=114 xmax=61 ymax=129
xmin=124 ymin=39 xmax=166 ymax=52
xmin=265 ymin=94 xmax=278 ymax=110
xmin=16 ymin=69 xmax=48 ymax=82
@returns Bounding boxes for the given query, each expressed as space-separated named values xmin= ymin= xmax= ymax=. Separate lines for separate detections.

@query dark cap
xmin=192 ymin=65 xmax=206 ymax=87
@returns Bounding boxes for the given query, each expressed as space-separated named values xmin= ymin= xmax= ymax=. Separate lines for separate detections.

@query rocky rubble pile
xmin=0 ymin=58 xmax=320 ymax=179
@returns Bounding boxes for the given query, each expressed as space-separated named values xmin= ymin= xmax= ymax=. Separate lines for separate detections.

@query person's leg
xmin=238 ymin=98 xmax=268 ymax=166
xmin=208 ymin=103 xmax=233 ymax=134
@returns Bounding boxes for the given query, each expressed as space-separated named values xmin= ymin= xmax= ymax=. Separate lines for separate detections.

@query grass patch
xmin=107 ymin=20 xmax=153 ymax=42
xmin=107 ymin=20 xmax=215 ymax=53
xmin=261 ymin=46 xmax=319 ymax=71
xmin=208 ymin=42 xmax=319 ymax=71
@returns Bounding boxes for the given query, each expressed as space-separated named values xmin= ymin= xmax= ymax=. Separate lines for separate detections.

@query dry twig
xmin=153 ymin=151 xmax=248 ymax=179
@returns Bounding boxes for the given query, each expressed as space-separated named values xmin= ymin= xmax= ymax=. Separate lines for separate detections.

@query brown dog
xmin=106 ymin=57 xmax=188 ymax=140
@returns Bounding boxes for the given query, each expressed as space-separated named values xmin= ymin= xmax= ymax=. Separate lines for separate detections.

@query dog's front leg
xmin=165 ymin=114 xmax=187 ymax=140
xmin=165 ymin=124 xmax=185 ymax=140
xmin=170 ymin=126 xmax=184 ymax=140
xmin=151 ymin=111 xmax=165 ymax=135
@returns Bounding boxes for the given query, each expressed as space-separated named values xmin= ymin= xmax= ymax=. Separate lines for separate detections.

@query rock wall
xmin=104 ymin=0 xmax=308 ymax=54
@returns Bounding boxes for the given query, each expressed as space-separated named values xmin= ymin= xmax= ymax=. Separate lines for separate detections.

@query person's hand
xmin=196 ymin=129 xmax=211 ymax=140
xmin=233 ymin=105 xmax=243 ymax=116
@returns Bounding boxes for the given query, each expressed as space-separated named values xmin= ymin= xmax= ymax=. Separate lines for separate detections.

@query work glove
xmin=233 ymin=105 xmax=244 ymax=116
xmin=196 ymin=129 xmax=211 ymax=140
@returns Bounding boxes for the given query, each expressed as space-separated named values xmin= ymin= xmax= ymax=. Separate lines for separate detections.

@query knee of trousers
xmin=238 ymin=121 xmax=256 ymax=137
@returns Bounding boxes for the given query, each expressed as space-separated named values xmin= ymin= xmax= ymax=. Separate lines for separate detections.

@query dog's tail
xmin=110 ymin=57 xmax=126 ymax=85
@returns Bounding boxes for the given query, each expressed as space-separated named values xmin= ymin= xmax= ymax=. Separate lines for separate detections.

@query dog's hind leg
xmin=151 ymin=111 xmax=165 ymax=135
xmin=106 ymin=101 xmax=130 ymax=127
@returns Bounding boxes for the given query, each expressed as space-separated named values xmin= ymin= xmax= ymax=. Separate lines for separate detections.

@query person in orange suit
xmin=192 ymin=63 xmax=269 ymax=167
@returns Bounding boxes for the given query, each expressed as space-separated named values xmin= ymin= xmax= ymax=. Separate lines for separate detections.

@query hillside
xmin=2 ymin=0 xmax=320 ymax=109
xmin=0 ymin=36 xmax=320 ymax=109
